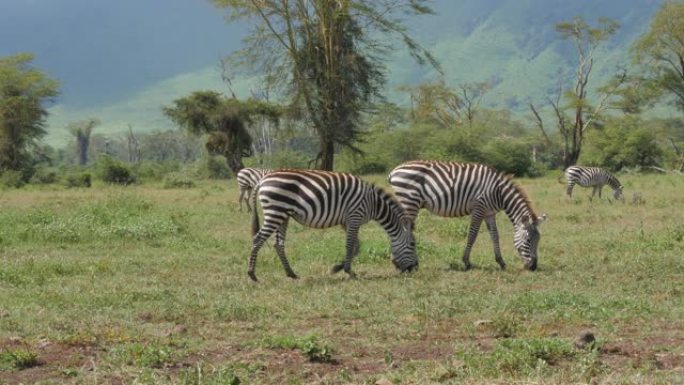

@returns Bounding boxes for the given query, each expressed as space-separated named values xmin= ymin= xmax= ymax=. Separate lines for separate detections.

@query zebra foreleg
xmin=484 ymin=216 xmax=506 ymax=270
xmin=462 ymin=214 xmax=484 ymax=271
xmin=566 ymin=183 xmax=575 ymax=198
xmin=331 ymin=224 xmax=360 ymax=278
xmin=590 ymin=186 xmax=598 ymax=201
xmin=274 ymin=219 xmax=298 ymax=279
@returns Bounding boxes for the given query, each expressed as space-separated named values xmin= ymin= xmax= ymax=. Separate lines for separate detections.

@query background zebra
xmin=562 ymin=166 xmax=624 ymax=201
xmin=248 ymin=169 xmax=418 ymax=281
xmin=237 ymin=167 xmax=271 ymax=212
xmin=389 ymin=160 xmax=546 ymax=271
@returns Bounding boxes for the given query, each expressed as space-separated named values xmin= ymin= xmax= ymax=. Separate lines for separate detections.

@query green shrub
xmin=0 ymin=170 xmax=25 ymax=188
xmin=133 ymin=161 xmax=181 ymax=182
xmin=204 ymin=155 xmax=231 ymax=179
xmin=64 ymin=172 xmax=92 ymax=188
xmin=96 ymin=156 xmax=136 ymax=185
xmin=481 ymin=138 xmax=534 ymax=176
xmin=0 ymin=349 xmax=39 ymax=370
xmin=30 ymin=169 xmax=58 ymax=184
xmin=163 ymin=172 xmax=196 ymax=188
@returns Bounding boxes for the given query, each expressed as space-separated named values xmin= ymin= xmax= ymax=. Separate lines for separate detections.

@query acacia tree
xmin=212 ymin=0 xmax=438 ymax=170
xmin=530 ymin=17 xmax=622 ymax=168
xmin=633 ymin=1 xmax=684 ymax=112
xmin=67 ymin=118 xmax=99 ymax=166
xmin=0 ymin=53 xmax=59 ymax=173
xmin=402 ymin=80 xmax=490 ymax=130
xmin=164 ymin=91 xmax=281 ymax=173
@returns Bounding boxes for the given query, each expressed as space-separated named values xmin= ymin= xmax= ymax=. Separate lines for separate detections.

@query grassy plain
xmin=0 ymin=173 xmax=682 ymax=384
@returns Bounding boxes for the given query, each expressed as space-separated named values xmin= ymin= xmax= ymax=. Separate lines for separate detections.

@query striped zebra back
xmin=389 ymin=160 xmax=538 ymax=223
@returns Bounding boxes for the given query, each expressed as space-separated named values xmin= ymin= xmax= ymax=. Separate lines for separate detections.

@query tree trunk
xmin=78 ymin=136 xmax=89 ymax=166
xmin=318 ymin=137 xmax=335 ymax=171
xmin=226 ymin=152 xmax=245 ymax=175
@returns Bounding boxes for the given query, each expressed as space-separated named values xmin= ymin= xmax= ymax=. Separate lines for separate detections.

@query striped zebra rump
xmin=248 ymin=169 xmax=418 ymax=281
xmin=237 ymin=167 xmax=271 ymax=212
xmin=389 ymin=160 xmax=546 ymax=271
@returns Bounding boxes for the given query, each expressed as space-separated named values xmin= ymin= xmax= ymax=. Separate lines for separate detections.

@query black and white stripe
xmin=248 ymin=169 xmax=418 ymax=281
xmin=237 ymin=167 xmax=271 ymax=212
xmin=563 ymin=166 xmax=624 ymax=200
xmin=389 ymin=160 xmax=546 ymax=271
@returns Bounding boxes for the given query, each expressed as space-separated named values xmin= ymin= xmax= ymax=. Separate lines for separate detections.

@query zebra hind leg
xmin=274 ymin=219 xmax=298 ymax=279
xmin=485 ymin=216 xmax=506 ymax=270
xmin=238 ymin=188 xmax=246 ymax=212
xmin=247 ymin=212 xmax=281 ymax=282
xmin=244 ymin=189 xmax=253 ymax=213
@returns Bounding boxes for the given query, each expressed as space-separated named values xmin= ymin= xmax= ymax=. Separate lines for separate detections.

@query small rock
xmin=575 ymin=330 xmax=596 ymax=349
xmin=375 ymin=378 xmax=394 ymax=385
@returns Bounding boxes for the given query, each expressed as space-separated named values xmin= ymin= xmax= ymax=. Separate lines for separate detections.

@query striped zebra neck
xmin=370 ymin=186 xmax=406 ymax=236
xmin=499 ymin=179 xmax=538 ymax=226
xmin=607 ymin=174 xmax=622 ymax=191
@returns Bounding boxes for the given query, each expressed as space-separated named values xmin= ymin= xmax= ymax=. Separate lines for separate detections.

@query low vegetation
xmin=0 ymin=173 xmax=682 ymax=384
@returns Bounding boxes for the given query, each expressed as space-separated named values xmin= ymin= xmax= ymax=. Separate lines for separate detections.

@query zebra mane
xmin=499 ymin=172 xmax=539 ymax=222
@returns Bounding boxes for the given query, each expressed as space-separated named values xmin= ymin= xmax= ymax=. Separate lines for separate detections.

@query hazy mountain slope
xmin=389 ymin=0 xmax=662 ymax=109
xmin=1 ymin=0 xmax=663 ymax=145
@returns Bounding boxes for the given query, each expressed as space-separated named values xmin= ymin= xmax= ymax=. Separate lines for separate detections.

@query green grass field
xmin=0 ymin=174 xmax=682 ymax=384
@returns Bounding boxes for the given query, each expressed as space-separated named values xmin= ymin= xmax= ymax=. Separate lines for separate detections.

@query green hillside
xmin=43 ymin=0 xmax=664 ymax=145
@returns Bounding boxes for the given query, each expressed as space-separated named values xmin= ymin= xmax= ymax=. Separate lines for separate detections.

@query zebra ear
xmin=537 ymin=213 xmax=548 ymax=224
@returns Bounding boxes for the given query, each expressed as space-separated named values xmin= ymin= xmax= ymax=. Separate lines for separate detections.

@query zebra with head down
xmin=248 ymin=169 xmax=418 ymax=281
xmin=389 ymin=160 xmax=546 ymax=271
xmin=562 ymin=166 xmax=624 ymax=201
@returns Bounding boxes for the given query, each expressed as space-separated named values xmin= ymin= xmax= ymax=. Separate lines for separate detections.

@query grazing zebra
xmin=237 ymin=167 xmax=271 ymax=212
xmin=248 ymin=169 xmax=418 ymax=281
xmin=389 ymin=160 xmax=546 ymax=271
xmin=562 ymin=166 xmax=624 ymax=201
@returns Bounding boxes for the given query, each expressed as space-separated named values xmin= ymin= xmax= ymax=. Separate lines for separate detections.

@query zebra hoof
xmin=287 ymin=272 xmax=299 ymax=280
xmin=248 ymin=271 xmax=258 ymax=282
xmin=331 ymin=263 xmax=345 ymax=274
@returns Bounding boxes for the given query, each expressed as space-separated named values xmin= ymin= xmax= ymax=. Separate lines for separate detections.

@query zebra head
xmin=390 ymin=217 xmax=418 ymax=272
xmin=513 ymin=214 xmax=547 ymax=271
xmin=614 ymin=185 xmax=624 ymax=201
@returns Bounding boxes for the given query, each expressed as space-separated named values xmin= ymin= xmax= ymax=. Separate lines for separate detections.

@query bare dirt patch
xmin=0 ymin=337 xmax=99 ymax=385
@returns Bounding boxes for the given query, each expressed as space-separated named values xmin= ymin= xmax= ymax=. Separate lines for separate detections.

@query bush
xmin=163 ymin=172 xmax=196 ymax=189
xmin=582 ymin=117 xmax=665 ymax=170
xmin=204 ymin=155 xmax=231 ymax=179
xmin=481 ymin=138 xmax=534 ymax=176
xmin=133 ymin=161 xmax=180 ymax=182
xmin=64 ymin=172 xmax=92 ymax=188
xmin=96 ymin=156 xmax=136 ymax=185
xmin=30 ymin=168 xmax=58 ymax=184
xmin=0 ymin=170 xmax=26 ymax=188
